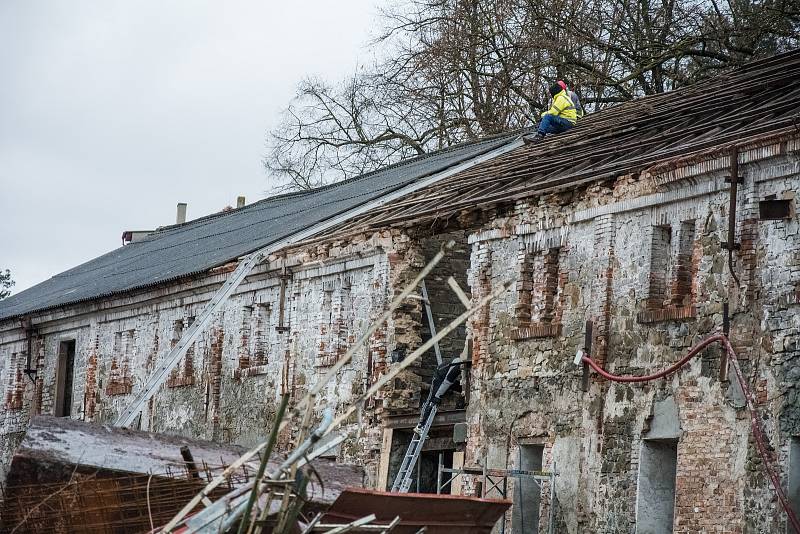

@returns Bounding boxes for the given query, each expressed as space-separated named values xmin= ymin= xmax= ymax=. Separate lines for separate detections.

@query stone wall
xmin=463 ymin=141 xmax=800 ymax=532
xmin=0 ymin=229 xmax=441 ymax=486
xmin=2 ymin=136 xmax=799 ymax=532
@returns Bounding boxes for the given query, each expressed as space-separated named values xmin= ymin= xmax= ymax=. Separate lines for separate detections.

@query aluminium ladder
xmin=391 ymin=359 xmax=463 ymax=493
xmin=391 ymin=403 xmax=439 ymax=493
xmin=420 ymin=280 xmax=442 ymax=366
xmin=114 ymin=251 xmax=267 ymax=427
xmin=388 ymin=280 xmax=444 ymax=492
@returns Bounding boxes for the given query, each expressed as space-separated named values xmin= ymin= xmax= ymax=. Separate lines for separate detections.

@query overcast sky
xmin=0 ymin=1 xmax=377 ymax=294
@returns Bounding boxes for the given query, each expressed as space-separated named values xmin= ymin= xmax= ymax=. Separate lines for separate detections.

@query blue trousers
xmin=538 ymin=114 xmax=574 ymax=135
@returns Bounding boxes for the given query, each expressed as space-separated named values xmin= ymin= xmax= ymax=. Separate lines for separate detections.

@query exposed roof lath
xmin=323 ymin=50 xmax=800 ymax=237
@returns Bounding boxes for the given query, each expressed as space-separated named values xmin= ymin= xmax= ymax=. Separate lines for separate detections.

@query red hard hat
xmin=557 ymin=80 xmax=567 ymax=91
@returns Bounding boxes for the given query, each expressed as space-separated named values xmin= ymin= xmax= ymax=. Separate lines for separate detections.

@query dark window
xmin=787 ymin=437 xmax=800 ymax=533
xmin=512 ymin=444 xmax=545 ymax=534
xmin=636 ymin=439 xmax=678 ymax=534
xmin=759 ymin=198 xmax=792 ymax=220
xmin=54 ymin=340 xmax=76 ymax=417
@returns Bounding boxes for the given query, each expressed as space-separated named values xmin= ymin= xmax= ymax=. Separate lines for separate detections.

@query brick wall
xmin=462 ymin=147 xmax=800 ymax=532
xmin=0 ymin=141 xmax=798 ymax=533
xmin=0 ymin=230 xmax=404 ymax=486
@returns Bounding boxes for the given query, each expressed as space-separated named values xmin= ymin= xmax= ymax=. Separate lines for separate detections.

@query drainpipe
xmin=720 ymin=146 xmax=741 ymax=380
xmin=21 ymin=317 xmax=38 ymax=383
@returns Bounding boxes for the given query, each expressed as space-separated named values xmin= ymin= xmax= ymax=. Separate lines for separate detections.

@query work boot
xmin=523 ymin=133 xmax=545 ymax=145
xmin=413 ymin=425 xmax=424 ymax=435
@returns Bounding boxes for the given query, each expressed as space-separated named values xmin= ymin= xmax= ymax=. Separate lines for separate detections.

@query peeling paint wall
xmin=463 ymin=144 xmax=800 ymax=533
xmin=2 ymin=139 xmax=799 ymax=533
xmin=0 ymin=224 xmax=477 ymax=487
xmin=0 ymin=229 xmax=443 ymax=487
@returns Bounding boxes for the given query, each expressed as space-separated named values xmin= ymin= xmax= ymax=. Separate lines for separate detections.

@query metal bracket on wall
xmin=720 ymin=303 xmax=730 ymax=382
xmin=582 ymin=321 xmax=593 ymax=392
xmin=276 ymin=258 xmax=292 ymax=333
xmin=21 ymin=317 xmax=38 ymax=383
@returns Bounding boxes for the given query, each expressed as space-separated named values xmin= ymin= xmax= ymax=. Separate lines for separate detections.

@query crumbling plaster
xmin=463 ymin=146 xmax=800 ymax=533
xmin=0 ymin=227 xmax=464 ymax=487
xmin=0 ymin=137 xmax=798 ymax=533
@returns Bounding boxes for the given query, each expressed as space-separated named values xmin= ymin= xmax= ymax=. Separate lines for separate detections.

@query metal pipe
xmin=180 ymin=446 xmax=200 ymax=480
xmin=727 ymin=147 xmax=739 ymax=250
xmin=436 ymin=453 xmax=443 ymax=495
xmin=726 ymin=147 xmax=741 ymax=285
xmin=720 ymin=146 xmax=740 ymax=381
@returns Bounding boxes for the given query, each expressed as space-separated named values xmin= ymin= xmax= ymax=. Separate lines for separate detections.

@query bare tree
xmin=265 ymin=73 xmax=451 ymax=191
xmin=265 ymin=0 xmax=799 ymax=191
xmin=0 ymin=269 xmax=14 ymax=300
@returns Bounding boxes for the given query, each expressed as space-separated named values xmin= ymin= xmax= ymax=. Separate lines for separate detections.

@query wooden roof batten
xmin=301 ymin=49 xmax=800 ymax=244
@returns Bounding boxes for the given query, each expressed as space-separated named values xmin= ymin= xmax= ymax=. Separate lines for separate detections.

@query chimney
xmin=176 ymin=203 xmax=187 ymax=224
xmin=237 ymin=196 xmax=246 ymax=209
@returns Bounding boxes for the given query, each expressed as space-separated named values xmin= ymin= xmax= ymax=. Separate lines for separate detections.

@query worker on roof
xmin=558 ymin=80 xmax=584 ymax=120
xmin=533 ymin=83 xmax=578 ymax=140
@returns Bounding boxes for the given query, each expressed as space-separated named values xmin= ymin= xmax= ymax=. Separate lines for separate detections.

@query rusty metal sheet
xmin=1 ymin=417 xmax=364 ymax=533
xmin=321 ymin=487 xmax=511 ymax=534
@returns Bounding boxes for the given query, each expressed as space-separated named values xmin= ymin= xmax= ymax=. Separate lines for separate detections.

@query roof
xmin=2 ymin=416 xmax=363 ymax=532
xmin=325 ymin=49 xmax=800 ymax=237
xmin=0 ymin=132 xmax=521 ymax=321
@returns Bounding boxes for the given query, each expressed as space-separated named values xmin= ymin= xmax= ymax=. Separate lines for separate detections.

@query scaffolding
xmin=436 ymin=461 xmax=557 ymax=534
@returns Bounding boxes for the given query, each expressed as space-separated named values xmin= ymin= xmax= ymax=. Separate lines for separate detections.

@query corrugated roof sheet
xmin=0 ymin=133 xmax=520 ymax=321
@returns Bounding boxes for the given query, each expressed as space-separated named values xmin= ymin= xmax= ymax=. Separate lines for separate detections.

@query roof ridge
xmin=149 ymin=129 xmax=528 ymax=236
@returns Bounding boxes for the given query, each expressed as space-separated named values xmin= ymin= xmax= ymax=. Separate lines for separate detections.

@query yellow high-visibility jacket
xmin=543 ymin=90 xmax=577 ymax=123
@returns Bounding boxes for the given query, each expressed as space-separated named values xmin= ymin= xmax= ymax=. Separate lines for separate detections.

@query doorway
xmin=54 ymin=340 xmax=76 ymax=417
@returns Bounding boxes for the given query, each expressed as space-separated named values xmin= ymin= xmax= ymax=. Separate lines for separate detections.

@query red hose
xmin=581 ymin=334 xmax=726 ymax=382
xmin=581 ymin=333 xmax=800 ymax=533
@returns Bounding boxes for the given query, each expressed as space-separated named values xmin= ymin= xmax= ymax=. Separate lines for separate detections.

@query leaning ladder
xmin=420 ymin=280 xmax=442 ymax=366
xmin=391 ymin=404 xmax=438 ymax=493
xmin=114 ymin=251 xmax=267 ymax=427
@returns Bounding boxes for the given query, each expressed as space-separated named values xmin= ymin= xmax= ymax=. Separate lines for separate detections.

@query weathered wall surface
xmin=0 ymin=229 xmax=448 ymax=486
xmin=2 ymin=136 xmax=799 ymax=533
xmin=463 ymin=141 xmax=800 ymax=533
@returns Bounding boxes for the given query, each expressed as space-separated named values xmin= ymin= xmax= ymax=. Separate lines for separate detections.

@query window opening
xmin=512 ymin=444 xmax=545 ymax=534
